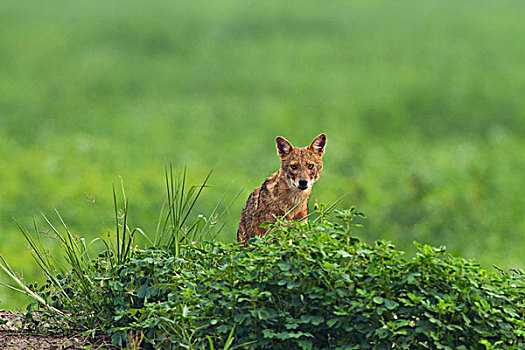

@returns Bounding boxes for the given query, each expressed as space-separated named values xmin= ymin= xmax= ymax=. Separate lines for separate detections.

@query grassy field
xmin=1 ymin=0 xmax=525 ymax=310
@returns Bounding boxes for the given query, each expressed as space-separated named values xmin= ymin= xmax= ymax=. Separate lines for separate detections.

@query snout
xmin=298 ymin=178 xmax=309 ymax=190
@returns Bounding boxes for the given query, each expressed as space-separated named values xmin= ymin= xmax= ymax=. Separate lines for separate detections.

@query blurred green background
xmin=1 ymin=0 xmax=524 ymax=310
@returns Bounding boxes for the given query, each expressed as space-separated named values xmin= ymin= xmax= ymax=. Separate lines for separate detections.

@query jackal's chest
xmin=287 ymin=190 xmax=308 ymax=207
xmin=269 ymin=190 xmax=309 ymax=219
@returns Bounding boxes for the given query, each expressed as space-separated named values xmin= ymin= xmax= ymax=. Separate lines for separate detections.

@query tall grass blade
xmin=153 ymin=201 xmax=167 ymax=247
xmin=0 ymin=250 xmax=63 ymax=313
xmin=44 ymin=213 xmax=95 ymax=300
xmin=179 ymin=170 xmax=213 ymax=231
xmin=14 ymin=220 xmax=67 ymax=299
xmin=113 ymin=184 xmax=120 ymax=265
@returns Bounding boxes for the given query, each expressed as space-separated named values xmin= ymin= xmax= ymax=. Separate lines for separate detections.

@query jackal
xmin=237 ymin=133 xmax=326 ymax=246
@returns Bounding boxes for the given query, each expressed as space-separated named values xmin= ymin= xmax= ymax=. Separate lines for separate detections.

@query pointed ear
xmin=276 ymin=136 xmax=293 ymax=158
xmin=309 ymin=133 xmax=326 ymax=156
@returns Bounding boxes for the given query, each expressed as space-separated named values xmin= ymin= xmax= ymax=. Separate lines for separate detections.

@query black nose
xmin=298 ymin=179 xmax=308 ymax=190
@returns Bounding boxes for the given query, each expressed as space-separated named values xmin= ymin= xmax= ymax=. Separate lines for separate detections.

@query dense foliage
xmin=23 ymin=208 xmax=525 ymax=349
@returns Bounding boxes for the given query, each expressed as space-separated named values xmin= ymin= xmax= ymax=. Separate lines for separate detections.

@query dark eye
xmin=290 ymin=164 xmax=297 ymax=170
xmin=308 ymin=164 xmax=314 ymax=170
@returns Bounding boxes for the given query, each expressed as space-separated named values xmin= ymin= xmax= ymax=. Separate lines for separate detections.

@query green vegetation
xmin=1 ymin=0 xmax=525 ymax=311
xmin=4 ymin=191 xmax=524 ymax=349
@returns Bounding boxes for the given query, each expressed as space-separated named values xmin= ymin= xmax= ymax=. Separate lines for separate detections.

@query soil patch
xmin=0 ymin=310 xmax=105 ymax=349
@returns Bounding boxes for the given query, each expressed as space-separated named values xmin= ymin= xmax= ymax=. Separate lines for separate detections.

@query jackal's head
xmin=276 ymin=133 xmax=326 ymax=191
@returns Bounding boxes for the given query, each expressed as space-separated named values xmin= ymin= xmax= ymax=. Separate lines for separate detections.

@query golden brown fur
xmin=237 ymin=134 xmax=326 ymax=246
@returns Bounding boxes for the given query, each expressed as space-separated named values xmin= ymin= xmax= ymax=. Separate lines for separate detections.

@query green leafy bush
xmin=20 ymin=207 xmax=525 ymax=349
